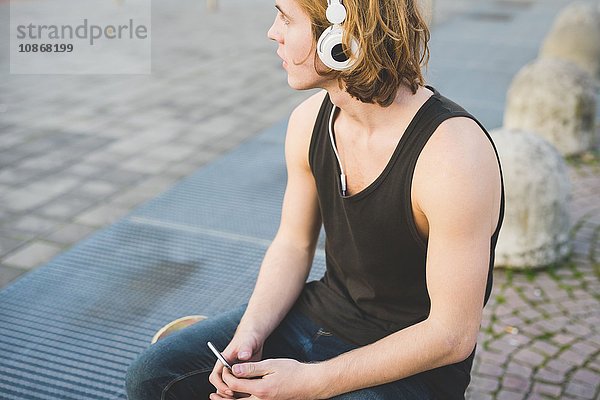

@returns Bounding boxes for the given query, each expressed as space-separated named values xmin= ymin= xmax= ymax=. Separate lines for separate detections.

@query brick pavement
xmin=0 ymin=0 xmax=599 ymax=398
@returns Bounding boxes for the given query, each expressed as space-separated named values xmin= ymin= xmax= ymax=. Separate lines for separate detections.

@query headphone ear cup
xmin=317 ymin=25 xmax=360 ymax=71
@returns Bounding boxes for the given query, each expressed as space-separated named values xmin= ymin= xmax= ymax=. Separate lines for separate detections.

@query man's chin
xmin=287 ymin=79 xmax=319 ymax=91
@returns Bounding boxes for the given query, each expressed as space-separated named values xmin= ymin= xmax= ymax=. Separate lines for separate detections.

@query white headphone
xmin=317 ymin=0 xmax=360 ymax=71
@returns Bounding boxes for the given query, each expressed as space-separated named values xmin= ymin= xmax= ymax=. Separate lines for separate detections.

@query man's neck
xmin=324 ymin=84 xmax=432 ymax=138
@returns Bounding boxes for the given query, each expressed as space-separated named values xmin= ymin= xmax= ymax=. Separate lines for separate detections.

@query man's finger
xmin=232 ymin=360 xmax=269 ymax=378
xmin=209 ymin=394 xmax=231 ymax=400
xmin=209 ymin=360 xmax=235 ymax=397
xmin=222 ymin=365 xmax=263 ymax=394
xmin=237 ymin=346 xmax=253 ymax=361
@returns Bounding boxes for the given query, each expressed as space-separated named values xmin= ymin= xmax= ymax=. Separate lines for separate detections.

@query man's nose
xmin=267 ymin=22 xmax=282 ymax=42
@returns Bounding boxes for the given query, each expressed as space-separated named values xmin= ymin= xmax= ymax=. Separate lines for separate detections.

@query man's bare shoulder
xmin=414 ymin=116 xmax=501 ymax=233
xmin=420 ymin=116 xmax=497 ymax=174
xmin=289 ymin=90 xmax=328 ymax=128
xmin=285 ymin=90 xmax=328 ymax=171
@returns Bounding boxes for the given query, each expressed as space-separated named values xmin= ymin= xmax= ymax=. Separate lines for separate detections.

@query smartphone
xmin=207 ymin=341 xmax=233 ymax=370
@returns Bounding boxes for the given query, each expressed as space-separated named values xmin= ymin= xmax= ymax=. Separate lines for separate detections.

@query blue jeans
xmin=125 ymin=304 xmax=433 ymax=399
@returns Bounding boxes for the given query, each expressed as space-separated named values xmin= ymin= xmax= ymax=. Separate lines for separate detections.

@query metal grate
xmin=0 ymin=118 xmax=326 ymax=400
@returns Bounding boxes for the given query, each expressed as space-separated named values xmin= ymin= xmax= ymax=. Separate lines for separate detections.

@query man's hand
xmin=209 ymin=331 xmax=265 ymax=398
xmin=209 ymin=359 xmax=321 ymax=400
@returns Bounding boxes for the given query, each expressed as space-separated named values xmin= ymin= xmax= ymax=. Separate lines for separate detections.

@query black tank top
xmin=293 ymin=86 xmax=505 ymax=399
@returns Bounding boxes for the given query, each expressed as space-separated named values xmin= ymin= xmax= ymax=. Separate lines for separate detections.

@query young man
xmin=125 ymin=0 xmax=504 ymax=399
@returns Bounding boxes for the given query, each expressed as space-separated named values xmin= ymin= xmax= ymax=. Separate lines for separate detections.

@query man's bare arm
xmin=235 ymin=91 xmax=326 ymax=340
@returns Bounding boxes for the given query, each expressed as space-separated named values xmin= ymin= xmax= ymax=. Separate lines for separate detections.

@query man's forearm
xmin=237 ymin=238 xmax=314 ymax=339
xmin=311 ymin=318 xmax=476 ymax=398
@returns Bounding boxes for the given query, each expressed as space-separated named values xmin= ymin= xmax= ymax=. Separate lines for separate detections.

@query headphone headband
xmin=326 ymin=0 xmax=347 ymax=25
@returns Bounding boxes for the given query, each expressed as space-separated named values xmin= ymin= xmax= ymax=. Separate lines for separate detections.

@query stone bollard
xmin=540 ymin=2 xmax=600 ymax=80
xmin=490 ymin=128 xmax=572 ymax=269
xmin=504 ymin=58 xmax=597 ymax=157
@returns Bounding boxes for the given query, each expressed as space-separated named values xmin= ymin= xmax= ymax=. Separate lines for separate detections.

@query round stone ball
xmin=540 ymin=2 xmax=600 ymax=80
xmin=504 ymin=58 xmax=597 ymax=157
xmin=490 ymin=128 xmax=572 ymax=269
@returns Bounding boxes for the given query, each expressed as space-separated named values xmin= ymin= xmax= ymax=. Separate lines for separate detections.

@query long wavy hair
xmin=296 ymin=0 xmax=431 ymax=106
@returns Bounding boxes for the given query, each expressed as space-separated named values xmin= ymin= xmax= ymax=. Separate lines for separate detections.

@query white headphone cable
xmin=328 ymin=104 xmax=347 ymax=196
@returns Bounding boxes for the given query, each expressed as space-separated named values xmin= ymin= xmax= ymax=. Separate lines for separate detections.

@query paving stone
xmin=501 ymin=315 xmax=524 ymax=327
xmin=512 ymin=348 xmax=546 ymax=367
xmin=38 ymin=196 xmax=95 ymax=220
xmin=163 ymin=161 xmax=204 ymax=179
xmin=5 ymin=215 xmax=61 ymax=236
xmin=520 ymin=287 xmax=546 ymax=303
xmin=0 ymin=134 xmax=27 ymax=151
xmin=0 ymin=182 xmax=13 ymax=197
xmin=535 ymin=367 xmax=567 ymax=383
xmin=534 ymin=317 xmax=570 ymax=335
xmin=531 ymin=340 xmax=560 ymax=357
xmin=109 ymin=187 xmax=156 ymax=208
xmin=520 ymin=324 xmax=545 ymax=338
xmin=496 ymin=389 xmax=526 ymax=400
xmin=0 ymin=264 xmax=27 ymax=287
xmin=70 ymin=180 xmax=121 ymax=198
xmin=134 ymin=176 xmax=178 ymax=195
xmin=0 ymin=167 xmax=46 ymax=186
xmin=65 ymin=162 xmax=107 ymax=177
xmin=587 ymin=334 xmax=600 ymax=348
xmin=0 ymin=236 xmax=23 ymax=257
xmin=2 ymin=177 xmax=80 ymax=211
xmin=105 ymin=138 xmax=151 ymax=156
xmin=502 ymin=287 xmax=530 ymax=309
xmin=506 ymin=362 xmax=533 ymax=379
xmin=16 ymin=153 xmax=71 ymax=171
xmin=571 ymin=368 xmax=600 ymax=387
xmin=502 ymin=374 xmax=530 ymax=393
xmin=518 ymin=308 xmax=542 ymax=322
xmin=2 ymin=241 xmax=63 ymax=270
xmin=477 ymin=350 xmax=509 ymax=365
xmin=0 ymin=208 xmax=18 ymax=225
xmin=553 ymin=333 xmax=577 ymax=347
xmin=546 ymin=358 xmax=575 ymax=375
xmin=506 ymin=333 xmax=532 ymax=347
xmin=465 ymin=391 xmax=493 ymax=400
xmin=537 ymin=303 xmax=562 ymax=316
xmin=564 ymin=381 xmax=597 ymax=398
xmin=477 ymin=361 xmax=504 ymax=378
xmin=84 ymin=150 xmax=127 ymax=165
xmin=134 ymin=127 xmax=180 ymax=145
xmin=0 ymin=150 xmax=29 ymax=168
xmin=97 ymin=169 xmax=146 ymax=185
xmin=531 ymin=382 xmax=562 ymax=398
xmin=569 ymin=341 xmax=598 ymax=357
xmin=559 ymin=349 xmax=589 ymax=367
xmin=488 ymin=338 xmax=518 ymax=355
xmin=144 ymin=144 xmax=196 ymax=162
xmin=44 ymin=223 xmax=95 ymax=245
xmin=121 ymin=156 xmax=171 ymax=174
xmin=75 ymin=203 xmax=130 ymax=227
xmin=523 ymin=394 xmax=546 ymax=400
xmin=469 ymin=375 xmax=500 ymax=392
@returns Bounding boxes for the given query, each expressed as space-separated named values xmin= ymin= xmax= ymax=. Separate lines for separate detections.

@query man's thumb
xmin=237 ymin=347 xmax=252 ymax=360
xmin=233 ymin=361 xmax=261 ymax=377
